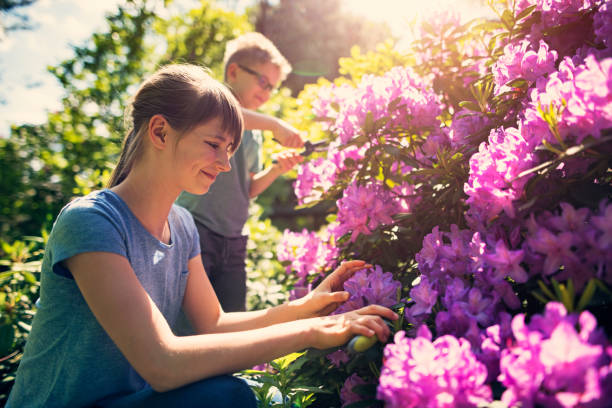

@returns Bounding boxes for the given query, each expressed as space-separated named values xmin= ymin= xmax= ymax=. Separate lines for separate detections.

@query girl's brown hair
xmin=108 ymin=64 xmax=243 ymax=187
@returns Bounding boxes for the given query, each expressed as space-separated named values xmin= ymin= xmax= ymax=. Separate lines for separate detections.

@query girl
xmin=7 ymin=64 xmax=397 ymax=407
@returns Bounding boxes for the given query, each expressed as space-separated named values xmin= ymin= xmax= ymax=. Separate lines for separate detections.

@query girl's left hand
xmin=292 ymin=260 xmax=371 ymax=319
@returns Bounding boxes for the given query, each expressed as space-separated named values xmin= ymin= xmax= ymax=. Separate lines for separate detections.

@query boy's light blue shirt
xmin=176 ymin=129 xmax=262 ymax=237
xmin=7 ymin=189 xmax=200 ymax=408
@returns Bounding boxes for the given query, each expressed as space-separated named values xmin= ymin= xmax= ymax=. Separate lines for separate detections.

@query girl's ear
xmin=148 ymin=114 xmax=168 ymax=150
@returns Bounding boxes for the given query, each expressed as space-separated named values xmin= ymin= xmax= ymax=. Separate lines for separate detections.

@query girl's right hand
xmin=305 ymin=304 xmax=398 ymax=350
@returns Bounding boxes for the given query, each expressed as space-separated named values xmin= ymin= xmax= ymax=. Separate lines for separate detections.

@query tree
xmin=0 ymin=0 xmax=37 ymax=39
xmin=0 ymin=1 xmax=252 ymax=403
xmin=254 ymin=0 xmax=393 ymax=95
xmin=0 ymin=0 xmax=251 ymax=241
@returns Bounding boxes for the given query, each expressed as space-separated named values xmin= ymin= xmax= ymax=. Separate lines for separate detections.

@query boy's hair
xmin=108 ymin=64 xmax=243 ymax=188
xmin=223 ymin=32 xmax=291 ymax=82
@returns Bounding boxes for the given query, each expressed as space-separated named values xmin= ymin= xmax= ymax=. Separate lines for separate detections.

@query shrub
xmin=272 ymin=1 xmax=612 ymax=406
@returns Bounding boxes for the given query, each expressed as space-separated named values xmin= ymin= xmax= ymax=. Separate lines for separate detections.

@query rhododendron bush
xmin=271 ymin=1 xmax=612 ymax=407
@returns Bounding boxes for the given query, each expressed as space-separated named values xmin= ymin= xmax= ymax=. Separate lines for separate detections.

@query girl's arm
xmin=183 ymin=257 xmax=376 ymax=333
xmin=66 ymin=253 xmax=395 ymax=393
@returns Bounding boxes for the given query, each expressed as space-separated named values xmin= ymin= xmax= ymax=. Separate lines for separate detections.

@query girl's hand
xmin=305 ymin=305 xmax=398 ymax=350
xmin=292 ymin=260 xmax=371 ymax=318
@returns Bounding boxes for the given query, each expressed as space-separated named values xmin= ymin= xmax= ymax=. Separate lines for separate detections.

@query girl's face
xmin=172 ymin=117 xmax=235 ymax=195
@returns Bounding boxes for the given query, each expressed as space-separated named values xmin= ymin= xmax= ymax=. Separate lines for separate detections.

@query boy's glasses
xmin=238 ymin=64 xmax=277 ymax=92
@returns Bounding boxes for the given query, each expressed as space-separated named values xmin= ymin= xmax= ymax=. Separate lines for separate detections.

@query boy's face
xmin=226 ymin=61 xmax=281 ymax=110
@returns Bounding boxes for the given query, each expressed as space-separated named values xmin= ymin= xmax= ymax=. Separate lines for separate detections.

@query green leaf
xmin=576 ymin=279 xmax=597 ymax=311
xmin=290 ymin=386 xmax=332 ymax=394
xmin=506 ymin=78 xmax=528 ymax=89
xmin=501 ymin=9 xmax=515 ymax=29
xmin=537 ymin=280 xmax=556 ymax=300
xmin=516 ymin=4 xmax=537 ymax=21
xmin=272 ymin=351 xmax=306 ymax=371
xmin=0 ymin=324 xmax=15 ymax=357
xmin=458 ymin=100 xmax=481 ymax=112
xmin=531 ymin=290 xmax=549 ymax=304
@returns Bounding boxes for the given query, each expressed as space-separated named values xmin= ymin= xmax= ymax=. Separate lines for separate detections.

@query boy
xmin=176 ymin=32 xmax=304 ymax=312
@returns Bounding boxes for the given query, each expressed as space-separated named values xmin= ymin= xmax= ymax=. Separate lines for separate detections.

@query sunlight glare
xmin=342 ymin=0 xmax=492 ymax=42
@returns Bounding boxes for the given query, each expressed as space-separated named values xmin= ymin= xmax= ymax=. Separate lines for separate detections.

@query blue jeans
xmin=196 ymin=222 xmax=248 ymax=312
xmin=98 ymin=375 xmax=256 ymax=408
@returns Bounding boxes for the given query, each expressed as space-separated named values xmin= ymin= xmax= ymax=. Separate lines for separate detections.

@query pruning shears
xmin=299 ymin=140 xmax=328 ymax=157
xmin=271 ymin=140 xmax=328 ymax=163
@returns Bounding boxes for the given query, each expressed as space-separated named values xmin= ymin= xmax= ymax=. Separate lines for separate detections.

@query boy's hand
xmin=274 ymin=119 xmax=304 ymax=148
xmin=272 ymin=151 xmax=303 ymax=175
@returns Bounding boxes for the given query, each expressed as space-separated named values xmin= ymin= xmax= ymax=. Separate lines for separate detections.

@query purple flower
xmin=523 ymin=202 xmax=612 ymax=288
xmin=335 ymin=265 xmax=401 ymax=314
xmin=482 ymin=240 xmax=527 ymax=283
xmin=340 ymin=374 xmax=371 ymax=407
xmin=492 ymin=39 xmax=557 ymax=94
xmin=293 ymin=157 xmax=336 ymax=205
xmin=464 ymin=126 xmax=537 ymax=224
xmin=277 ymin=229 xmax=338 ymax=282
xmin=594 ymin=1 xmax=612 ymax=48
xmin=527 ymin=228 xmax=576 ymax=275
xmin=416 ymin=226 xmax=443 ymax=269
xmin=334 ymin=181 xmax=401 ymax=242
xmin=377 ymin=327 xmax=492 ymax=408
xmin=548 ymin=202 xmax=590 ymax=233
xmin=409 ymin=275 xmax=438 ymax=316
xmin=326 ymin=349 xmax=349 ymax=368
xmin=592 ymin=201 xmax=612 ymax=249
xmin=499 ymin=302 xmax=612 ymax=408
xmin=312 ymin=66 xmax=442 ymax=145
xmin=448 ymin=109 xmax=490 ymax=148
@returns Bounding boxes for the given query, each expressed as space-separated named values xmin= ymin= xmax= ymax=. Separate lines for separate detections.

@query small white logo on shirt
xmin=153 ymin=250 xmax=165 ymax=265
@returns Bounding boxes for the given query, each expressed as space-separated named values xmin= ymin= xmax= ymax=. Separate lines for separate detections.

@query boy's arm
xmin=248 ymin=152 xmax=303 ymax=198
xmin=241 ymin=107 xmax=304 ymax=148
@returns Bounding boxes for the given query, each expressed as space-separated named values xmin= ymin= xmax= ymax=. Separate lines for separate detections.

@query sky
xmin=0 ymin=0 xmax=491 ymax=138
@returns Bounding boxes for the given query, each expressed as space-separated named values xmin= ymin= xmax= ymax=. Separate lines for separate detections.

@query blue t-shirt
xmin=7 ymin=189 xmax=200 ymax=408
xmin=176 ymin=129 xmax=262 ymax=237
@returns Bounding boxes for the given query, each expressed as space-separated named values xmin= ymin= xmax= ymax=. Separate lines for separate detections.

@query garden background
xmin=1 ymin=0 xmax=611 ymax=407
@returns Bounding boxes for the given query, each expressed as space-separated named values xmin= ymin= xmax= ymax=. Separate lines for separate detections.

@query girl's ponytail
xmin=107 ymin=128 xmax=143 ymax=187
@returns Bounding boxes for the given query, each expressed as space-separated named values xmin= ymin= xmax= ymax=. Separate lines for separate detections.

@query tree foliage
xmin=254 ymin=0 xmax=393 ymax=95
xmin=0 ymin=0 xmax=38 ymax=35
xmin=0 ymin=0 xmax=251 ymax=402
xmin=0 ymin=0 xmax=251 ymax=242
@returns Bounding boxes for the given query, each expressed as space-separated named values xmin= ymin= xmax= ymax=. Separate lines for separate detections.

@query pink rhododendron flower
xmin=276 ymin=229 xmax=338 ymax=282
xmin=492 ymin=39 xmax=558 ymax=94
xmin=408 ymin=275 xmax=438 ymax=316
xmin=334 ymin=181 xmax=401 ymax=242
xmin=377 ymin=326 xmax=492 ymax=408
xmin=464 ymin=126 xmax=537 ymax=224
xmin=335 ymin=265 xmax=401 ymax=314
xmin=523 ymin=201 xmax=612 ymax=287
xmin=499 ymin=302 xmax=612 ymax=408
xmin=311 ymin=66 xmax=442 ymax=145
xmin=293 ymin=157 xmax=336 ymax=205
